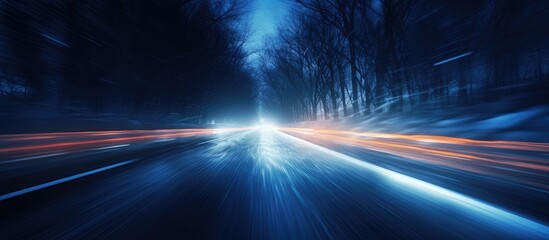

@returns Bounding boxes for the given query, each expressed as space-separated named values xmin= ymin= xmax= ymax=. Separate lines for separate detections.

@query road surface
xmin=0 ymin=128 xmax=548 ymax=239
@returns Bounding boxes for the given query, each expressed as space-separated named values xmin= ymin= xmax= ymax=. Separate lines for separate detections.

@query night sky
xmin=246 ymin=0 xmax=290 ymax=61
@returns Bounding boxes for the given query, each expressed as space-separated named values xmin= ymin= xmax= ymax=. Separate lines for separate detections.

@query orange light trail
xmin=280 ymin=127 xmax=549 ymax=190
xmin=0 ymin=128 xmax=249 ymax=160
xmin=280 ymin=128 xmax=549 ymax=152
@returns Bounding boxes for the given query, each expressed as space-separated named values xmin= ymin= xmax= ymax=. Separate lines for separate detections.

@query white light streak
xmin=434 ymin=52 xmax=473 ymax=66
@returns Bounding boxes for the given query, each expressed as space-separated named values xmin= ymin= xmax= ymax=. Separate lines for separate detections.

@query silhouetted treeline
xmin=0 ymin=0 xmax=255 ymax=124
xmin=261 ymin=0 xmax=549 ymax=122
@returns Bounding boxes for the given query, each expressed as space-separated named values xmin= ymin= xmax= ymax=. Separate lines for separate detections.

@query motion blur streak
xmin=279 ymin=131 xmax=549 ymax=235
xmin=0 ymin=128 xmax=249 ymax=161
xmin=280 ymin=128 xmax=549 ymax=189
xmin=280 ymin=128 xmax=549 ymax=152
xmin=1 ymin=128 xmax=548 ymax=239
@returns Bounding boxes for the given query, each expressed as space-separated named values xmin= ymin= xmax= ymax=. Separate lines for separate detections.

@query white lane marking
xmin=93 ymin=144 xmax=130 ymax=151
xmin=0 ymin=160 xmax=135 ymax=201
xmin=2 ymin=152 xmax=68 ymax=164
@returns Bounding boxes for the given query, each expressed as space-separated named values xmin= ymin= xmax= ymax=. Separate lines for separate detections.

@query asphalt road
xmin=0 ymin=128 xmax=548 ymax=239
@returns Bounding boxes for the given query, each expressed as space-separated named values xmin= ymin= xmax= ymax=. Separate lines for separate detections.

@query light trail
xmin=278 ymin=131 xmax=549 ymax=235
xmin=0 ymin=128 xmax=250 ymax=161
xmin=0 ymin=126 xmax=547 ymax=238
xmin=281 ymin=128 xmax=549 ymax=152
xmin=93 ymin=144 xmax=131 ymax=151
xmin=2 ymin=152 xmax=69 ymax=164
xmin=280 ymin=127 xmax=549 ymax=190
xmin=433 ymin=52 xmax=473 ymax=66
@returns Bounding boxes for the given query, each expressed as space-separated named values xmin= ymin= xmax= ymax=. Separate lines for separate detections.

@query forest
xmin=260 ymin=0 xmax=549 ymax=122
xmin=0 ymin=0 xmax=256 ymax=126
xmin=1 ymin=0 xmax=548 ymax=127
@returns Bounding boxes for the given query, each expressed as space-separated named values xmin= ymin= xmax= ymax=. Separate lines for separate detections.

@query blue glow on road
xmin=278 ymin=130 xmax=549 ymax=237
xmin=2 ymin=128 xmax=548 ymax=239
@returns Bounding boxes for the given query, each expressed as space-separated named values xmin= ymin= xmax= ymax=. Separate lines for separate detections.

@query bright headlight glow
xmin=255 ymin=118 xmax=278 ymax=131
xmin=257 ymin=124 xmax=278 ymax=131
xmin=256 ymin=123 xmax=278 ymax=131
